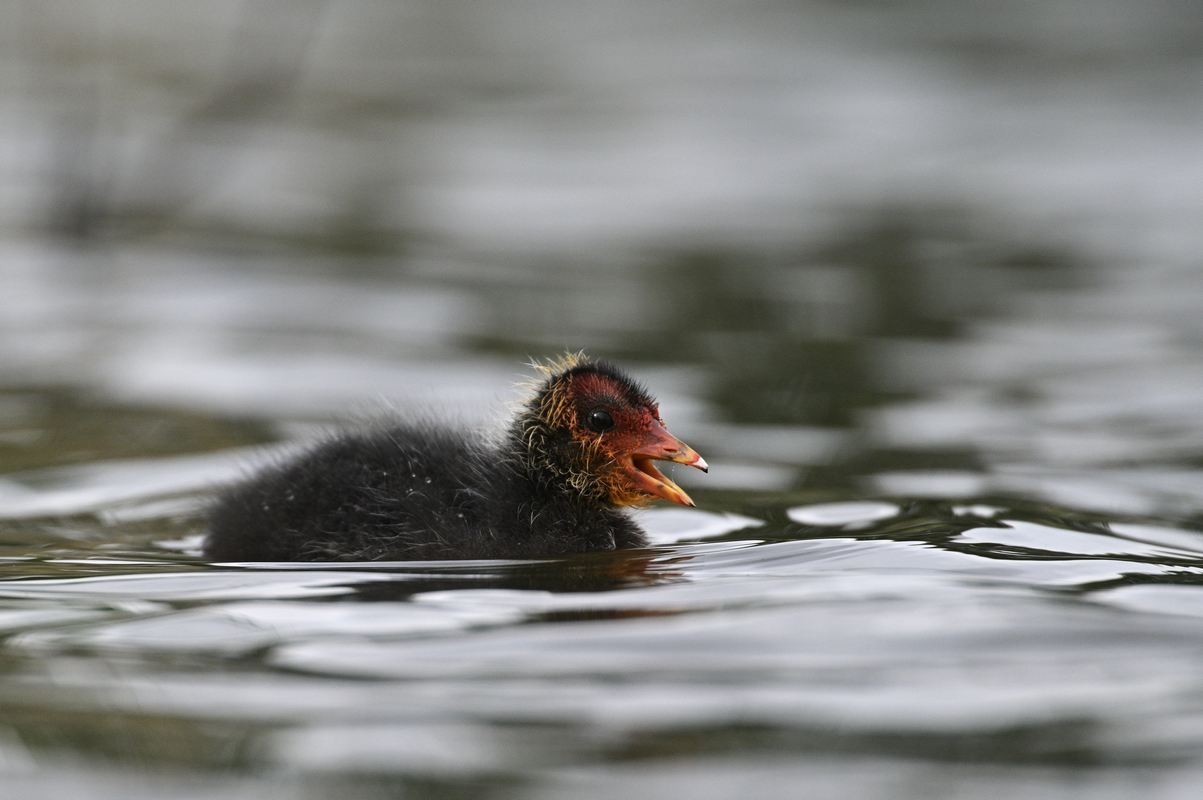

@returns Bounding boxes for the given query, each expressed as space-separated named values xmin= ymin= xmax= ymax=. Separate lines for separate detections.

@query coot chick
xmin=204 ymin=354 xmax=707 ymax=561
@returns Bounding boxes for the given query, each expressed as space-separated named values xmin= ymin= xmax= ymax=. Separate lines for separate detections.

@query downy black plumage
xmin=204 ymin=354 xmax=707 ymax=561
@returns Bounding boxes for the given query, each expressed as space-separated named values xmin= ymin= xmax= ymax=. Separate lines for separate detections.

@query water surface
xmin=3 ymin=1 xmax=1203 ymax=798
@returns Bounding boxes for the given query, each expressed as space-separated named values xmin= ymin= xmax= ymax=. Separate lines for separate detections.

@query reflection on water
xmin=3 ymin=1 xmax=1203 ymax=798
xmin=3 ymin=503 xmax=1203 ymax=799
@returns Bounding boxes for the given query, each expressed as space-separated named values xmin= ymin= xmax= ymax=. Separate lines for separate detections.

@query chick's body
xmin=203 ymin=355 xmax=705 ymax=562
xmin=204 ymin=424 xmax=642 ymax=561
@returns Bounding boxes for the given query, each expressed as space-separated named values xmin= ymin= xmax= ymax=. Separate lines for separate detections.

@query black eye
xmin=586 ymin=408 xmax=615 ymax=433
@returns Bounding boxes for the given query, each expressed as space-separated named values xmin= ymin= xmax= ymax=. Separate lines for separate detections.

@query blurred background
xmin=3 ymin=0 xmax=1203 ymax=512
xmin=3 ymin=1 xmax=1203 ymax=798
xmin=5 ymin=0 xmax=1203 ymax=513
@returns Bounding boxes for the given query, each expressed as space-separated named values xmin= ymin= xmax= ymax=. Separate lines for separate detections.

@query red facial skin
xmin=557 ymin=372 xmax=708 ymax=507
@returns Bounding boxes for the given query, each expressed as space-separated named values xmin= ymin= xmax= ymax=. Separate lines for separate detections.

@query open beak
xmin=619 ymin=421 xmax=708 ymax=507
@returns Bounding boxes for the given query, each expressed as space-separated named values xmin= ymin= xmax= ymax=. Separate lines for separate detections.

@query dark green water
xmin=3 ymin=2 xmax=1203 ymax=798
